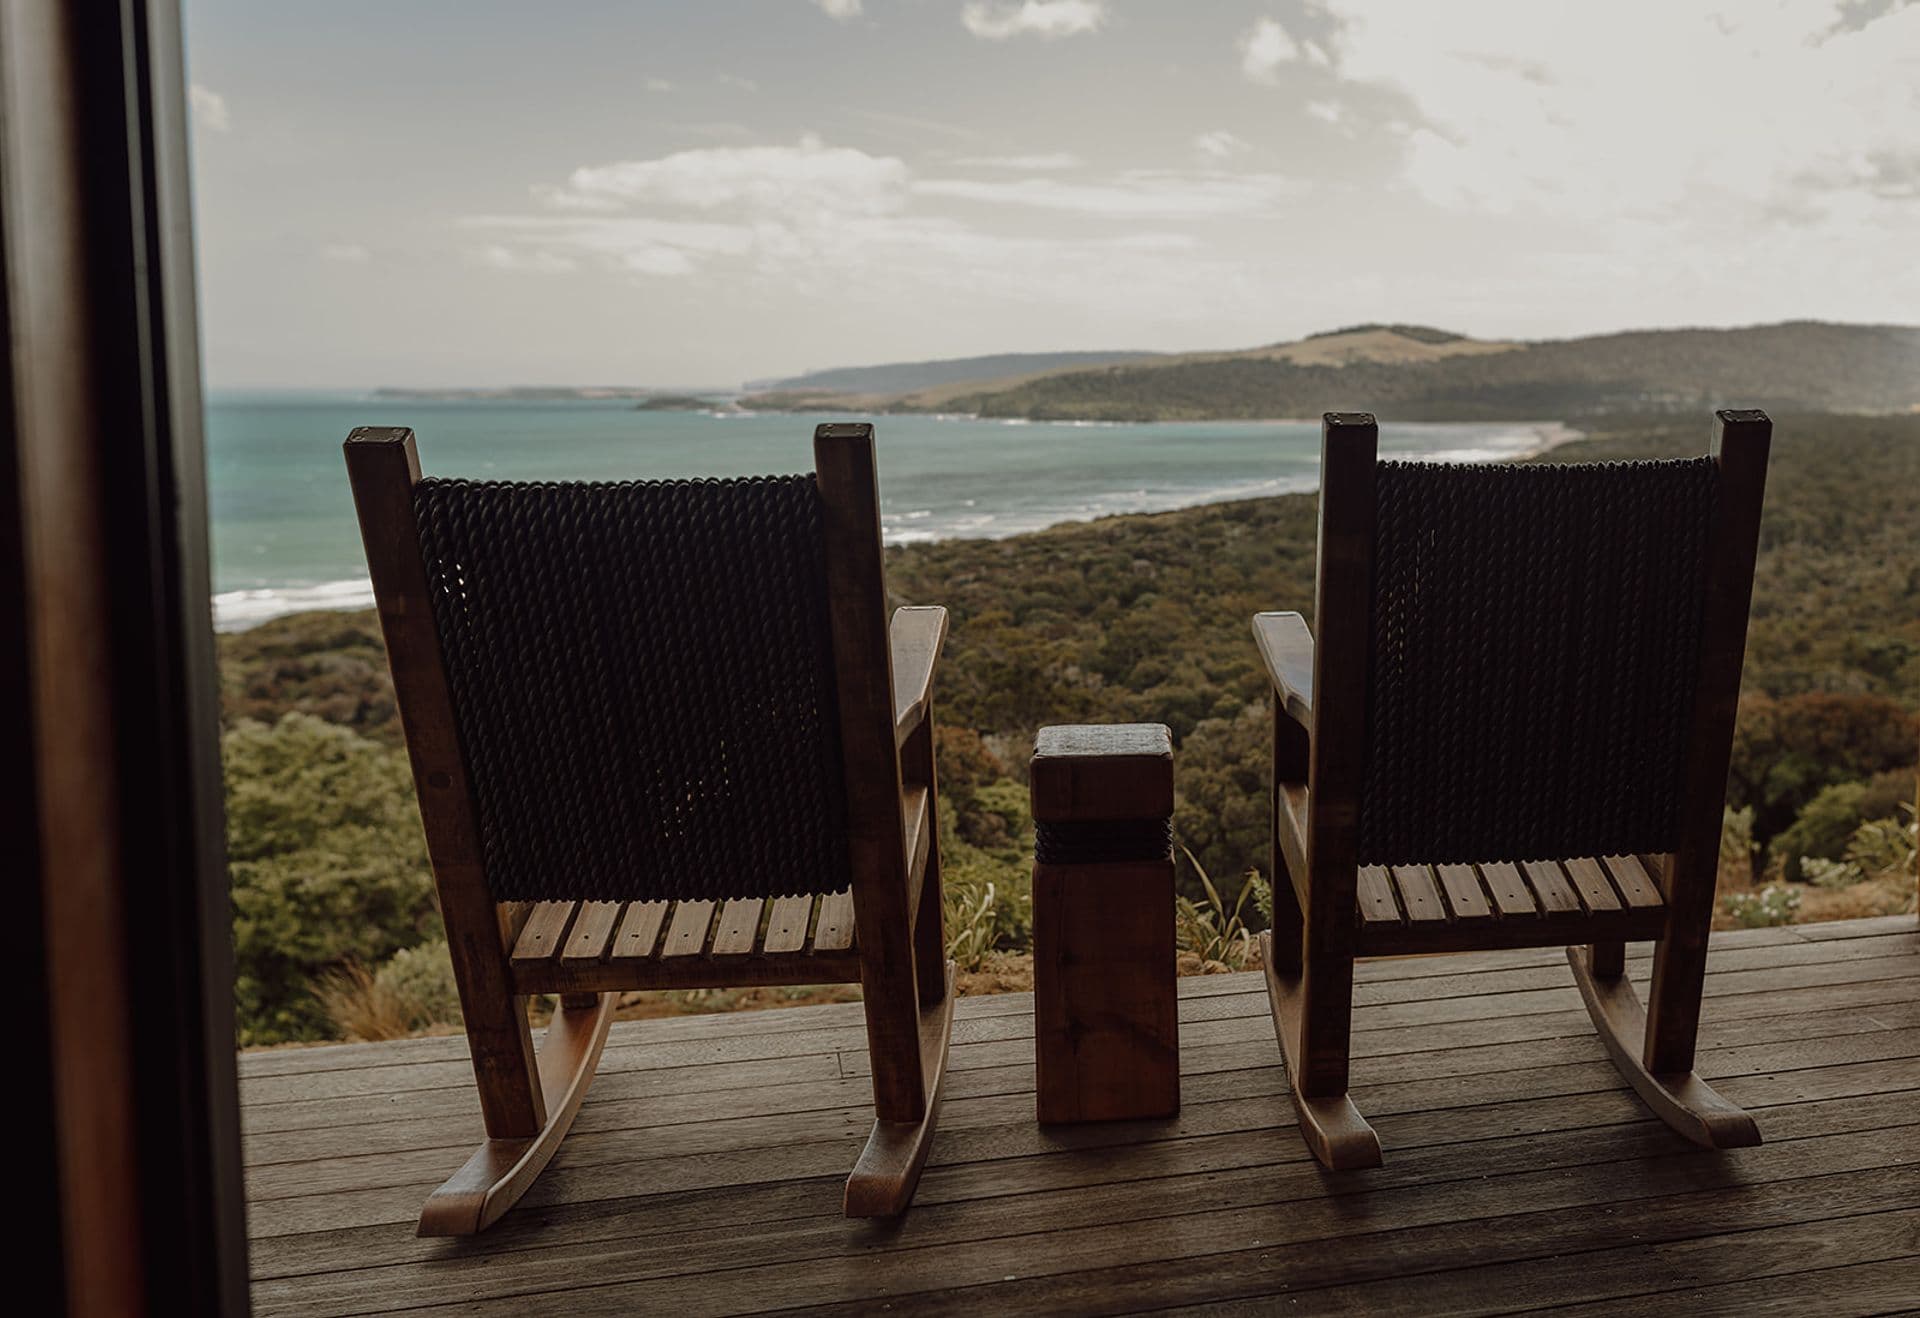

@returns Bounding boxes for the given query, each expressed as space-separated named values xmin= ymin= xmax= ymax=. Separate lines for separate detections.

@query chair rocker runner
xmin=1257 ymin=409 xmax=1771 ymax=1169
xmin=345 ymin=421 xmax=956 ymax=1234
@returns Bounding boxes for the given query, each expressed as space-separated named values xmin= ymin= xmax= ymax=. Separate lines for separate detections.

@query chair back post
xmin=812 ymin=422 xmax=926 ymax=1122
xmin=1306 ymin=414 xmax=1377 ymax=909
xmin=343 ymin=426 xmax=544 ymax=1138
xmin=1295 ymin=412 xmax=1377 ymax=1092
xmin=1644 ymin=409 xmax=1771 ymax=1072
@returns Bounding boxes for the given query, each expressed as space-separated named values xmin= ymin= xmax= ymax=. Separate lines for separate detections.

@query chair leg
xmin=1258 ymin=931 xmax=1381 ymax=1170
xmin=845 ymin=962 xmax=957 ymax=1217
xmin=418 ymin=992 xmax=617 ymax=1236
xmin=1567 ymin=944 xmax=1760 ymax=1149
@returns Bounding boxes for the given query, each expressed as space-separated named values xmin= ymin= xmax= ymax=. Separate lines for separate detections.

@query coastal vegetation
xmin=221 ymin=412 xmax=1918 ymax=1045
xmin=631 ymin=394 xmax=721 ymax=411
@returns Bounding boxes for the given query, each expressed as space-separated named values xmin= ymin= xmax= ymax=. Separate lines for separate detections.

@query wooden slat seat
xmin=1278 ymin=772 xmax=1670 ymax=957
xmin=505 ymin=779 xmax=934 ymax=995
xmin=1355 ymin=855 xmax=1668 ymax=955
xmin=508 ymin=888 xmax=862 ymax=994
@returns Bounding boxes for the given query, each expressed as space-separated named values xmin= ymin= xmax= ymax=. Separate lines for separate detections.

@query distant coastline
xmin=205 ymin=407 xmax=1574 ymax=633
xmin=369 ymin=385 xmax=657 ymax=401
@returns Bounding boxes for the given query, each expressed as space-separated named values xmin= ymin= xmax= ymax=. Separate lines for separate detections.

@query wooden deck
xmin=242 ymin=915 xmax=1920 ymax=1316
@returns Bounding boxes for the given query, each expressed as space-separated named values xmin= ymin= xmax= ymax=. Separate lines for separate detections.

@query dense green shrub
xmin=1771 ymin=782 xmax=1867 ymax=881
xmin=1766 ymin=768 xmax=1915 ymax=880
xmin=225 ymin=714 xmax=440 ymax=1043
xmin=374 ymin=939 xmax=462 ymax=1027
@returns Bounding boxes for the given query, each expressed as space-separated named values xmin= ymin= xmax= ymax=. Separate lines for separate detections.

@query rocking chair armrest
xmin=1254 ymin=611 xmax=1314 ymax=730
xmin=891 ymin=605 xmax=948 ymax=746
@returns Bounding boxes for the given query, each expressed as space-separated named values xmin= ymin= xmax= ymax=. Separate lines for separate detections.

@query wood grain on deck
xmin=242 ymin=915 xmax=1920 ymax=1316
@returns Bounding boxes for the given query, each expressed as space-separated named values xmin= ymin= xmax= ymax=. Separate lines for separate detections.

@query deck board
xmin=242 ymin=916 xmax=1919 ymax=1316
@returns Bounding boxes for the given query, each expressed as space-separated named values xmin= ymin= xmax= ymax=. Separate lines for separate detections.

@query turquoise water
xmin=206 ymin=391 xmax=1566 ymax=629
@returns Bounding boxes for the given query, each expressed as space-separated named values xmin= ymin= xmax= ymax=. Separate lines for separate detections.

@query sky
xmin=183 ymin=0 xmax=1920 ymax=389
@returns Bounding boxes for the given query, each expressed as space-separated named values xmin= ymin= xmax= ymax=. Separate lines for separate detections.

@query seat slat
xmin=1605 ymin=854 xmax=1666 ymax=907
xmin=813 ymin=889 xmax=856 ymax=951
xmin=1356 ymin=866 xmax=1402 ymax=925
xmin=611 ymin=900 xmax=670 ymax=960
xmin=710 ymin=898 xmax=764 ymax=957
xmin=762 ymin=894 xmax=817 ymax=955
xmin=1389 ymin=866 xmax=1447 ymax=923
xmin=1433 ymin=863 xmax=1492 ymax=922
xmin=511 ymin=901 xmax=578 ymax=963
xmin=1563 ymin=857 xmax=1624 ymax=912
xmin=661 ymin=900 xmax=717 ymax=958
xmin=559 ymin=901 xmax=623 ymax=964
xmin=1478 ymin=863 xmax=1537 ymax=917
xmin=1521 ymin=861 xmax=1582 ymax=915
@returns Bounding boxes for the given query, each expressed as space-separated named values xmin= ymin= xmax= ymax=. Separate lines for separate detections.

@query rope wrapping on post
xmin=1033 ymin=818 xmax=1173 ymax=866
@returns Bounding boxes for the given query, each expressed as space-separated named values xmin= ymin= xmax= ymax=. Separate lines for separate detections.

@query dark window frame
xmin=3 ymin=1 xmax=248 ymax=1310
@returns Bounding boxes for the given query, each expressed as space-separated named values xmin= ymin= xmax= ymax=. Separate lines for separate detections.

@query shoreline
xmin=211 ymin=417 xmax=1585 ymax=633
xmin=1517 ymin=419 xmax=1586 ymax=458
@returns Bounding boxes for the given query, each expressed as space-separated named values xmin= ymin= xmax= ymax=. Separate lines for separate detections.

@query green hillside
xmin=938 ymin=322 xmax=1920 ymax=421
xmin=755 ymin=349 xmax=1165 ymax=397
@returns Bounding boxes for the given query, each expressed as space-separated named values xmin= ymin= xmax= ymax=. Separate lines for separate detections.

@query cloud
xmin=468 ymin=245 xmax=583 ymax=275
xmin=717 ymin=73 xmax=758 ymax=92
xmin=1456 ymin=52 xmax=1555 ymax=85
xmin=1239 ymin=16 xmax=1331 ymax=82
xmin=319 ymin=243 xmax=370 ymax=264
xmin=1817 ymin=0 xmax=1917 ymax=40
xmin=532 ymin=183 xmax=626 ymax=212
xmin=813 ymin=0 xmax=863 ymax=18
xmin=912 ymin=170 xmax=1300 ymax=218
xmin=645 ymin=77 xmax=673 ymax=93
xmin=961 ymin=1 xmax=1107 ymax=41
xmin=471 ymin=136 xmax=1261 ymax=312
xmin=466 ymin=215 xmax=756 ymax=270
xmin=850 ymin=108 xmax=985 ymax=143
xmin=558 ymin=135 xmax=910 ymax=217
xmin=1193 ymin=130 xmax=1251 ymax=161
xmin=955 ymin=152 xmax=1085 ymax=169
xmin=189 ymin=83 xmax=230 ymax=132
xmin=1326 ymin=0 xmax=1920 ymax=222
xmin=1796 ymin=148 xmax=1920 ymax=202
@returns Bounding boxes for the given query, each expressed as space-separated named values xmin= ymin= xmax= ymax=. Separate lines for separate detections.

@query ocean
xmin=206 ymin=391 xmax=1569 ymax=630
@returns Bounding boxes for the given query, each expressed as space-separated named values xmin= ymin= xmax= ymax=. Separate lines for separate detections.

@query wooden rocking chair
xmin=345 ymin=421 xmax=956 ymax=1234
xmin=1256 ymin=409 xmax=1771 ymax=1169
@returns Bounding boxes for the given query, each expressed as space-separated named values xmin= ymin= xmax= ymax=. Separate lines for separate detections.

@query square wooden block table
xmin=1029 ymin=723 xmax=1181 ymax=1123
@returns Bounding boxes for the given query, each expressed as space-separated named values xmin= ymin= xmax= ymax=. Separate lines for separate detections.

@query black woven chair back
xmin=412 ymin=474 xmax=850 ymax=903
xmin=1358 ymin=457 xmax=1720 ymax=866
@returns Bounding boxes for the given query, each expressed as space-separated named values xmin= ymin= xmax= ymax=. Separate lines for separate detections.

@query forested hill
xmin=751 ymin=349 xmax=1164 ymax=397
xmin=929 ymin=322 xmax=1920 ymax=422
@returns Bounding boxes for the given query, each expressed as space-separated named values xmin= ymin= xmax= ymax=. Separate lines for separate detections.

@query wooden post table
xmin=1030 ymin=724 xmax=1180 ymax=1123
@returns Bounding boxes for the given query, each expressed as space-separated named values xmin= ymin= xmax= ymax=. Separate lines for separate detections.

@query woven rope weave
xmin=413 ymin=474 xmax=849 ymax=903
xmin=1360 ymin=457 xmax=1718 ymax=867
xmin=1033 ymin=819 xmax=1174 ymax=866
